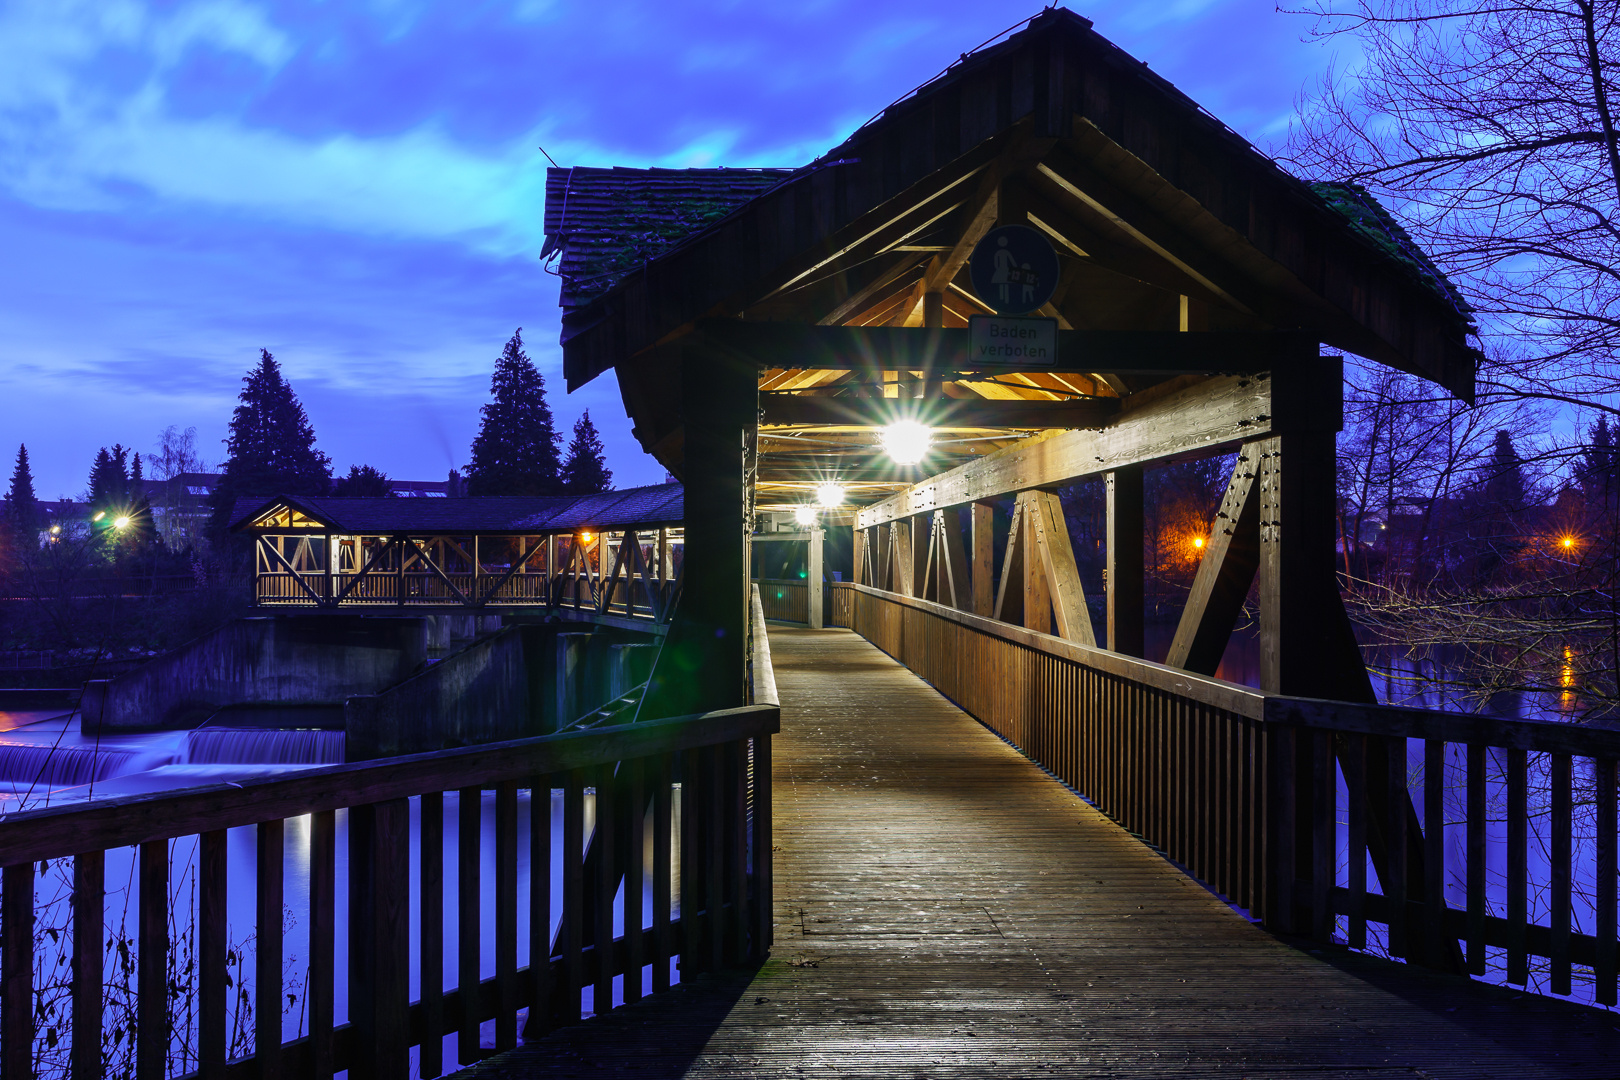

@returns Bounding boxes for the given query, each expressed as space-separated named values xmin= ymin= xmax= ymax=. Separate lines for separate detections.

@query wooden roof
xmin=543 ymin=167 xmax=796 ymax=312
xmin=543 ymin=9 xmax=1478 ymax=512
xmin=229 ymin=483 xmax=684 ymax=534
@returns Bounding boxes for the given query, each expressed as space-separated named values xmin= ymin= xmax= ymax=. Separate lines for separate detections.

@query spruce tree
xmin=209 ymin=349 xmax=332 ymax=535
xmin=332 ymin=464 xmax=395 ymax=497
xmin=3 ymin=444 xmax=39 ymax=543
xmin=559 ymin=410 xmax=613 ymax=494
xmin=466 ymin=330 xmax=561 ymax=496
xmin=87 ymin=446 xmax=131 ymax=511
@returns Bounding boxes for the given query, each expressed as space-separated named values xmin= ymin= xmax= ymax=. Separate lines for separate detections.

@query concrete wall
xmin=83 ymin=616 xmax=428 ymax=732
xmin=345 ymin=621 xmax=663 ymax=760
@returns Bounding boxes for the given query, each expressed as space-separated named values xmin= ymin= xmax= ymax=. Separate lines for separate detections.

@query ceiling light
xmin=880 ymin=421 xmax=932 ymax=465
xmin=815 ymin=483 xmax=846 ymax=508
xmin=793 ymin=505 xmax=818 ymax=527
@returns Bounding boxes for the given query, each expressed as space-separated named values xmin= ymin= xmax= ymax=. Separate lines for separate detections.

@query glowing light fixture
xmin=49 ymin=525 xmax=59 ymax=535
xmin=794 ymin=505 xmax=818 ymax=527
xmin=880 ymin=421 xmax=932 ymax=465
xmin=92 ymin=511 xmax=104 ymax=522
xmin=113 ymin=516 xmax=130 ymax=529
xmin=1562 ymin=536 xmax=1576 ymax=550
xmin=815 ymin=482 xmax=846 ymax=508
xmin=580 ymin=531 xmax=594 ymax=543
xmin=1193 ymin=536 xmax=1204 ymax=549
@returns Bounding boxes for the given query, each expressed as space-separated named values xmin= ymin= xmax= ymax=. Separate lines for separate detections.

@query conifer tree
xmin=466 ymin=330 xmax=561 ymax=496
xmin=3 ymin=444 xmax=39 ymax=544
xmin=332 ymin=464 xmax=395 ymax=497
xmin=87 ymin=445 xmax=131 ymax=511
xmin=209 ymin=349 xmax=332 ymax=535
xmin=559 ymin=410 xmax=613 ymax=494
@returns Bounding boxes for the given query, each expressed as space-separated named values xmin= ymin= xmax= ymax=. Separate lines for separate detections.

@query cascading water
xmin=0 ymin=744 xmax=166 ymax=786
xmin=183 ymin=727 xmax=345 ymax=765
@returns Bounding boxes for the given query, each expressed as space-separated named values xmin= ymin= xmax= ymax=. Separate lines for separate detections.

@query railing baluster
xmin=3 ymin=862 xmax=34 ymax=1080
xmin=1466 ymin=744 xmax=1486 ymax=975
xmin=349 ymin=798 xmax=411 ymax=1080
xmin=1385 ymin=738 xmax=1408 ymax=961
xmin=420 ymin=792 xmax=444 ymax=1078
xmin=1344 ymin=734 xmax=1367 ymax=950
xmin=258 ymin=819 xmax=285 ymax=1078
xmin=624 ymin=756 xmax=645 ymax=1003
xmin=563 ymin=769 xmax=585 ymax=1022
xmin=653 ymin=755 xmax=674 ymax=992
xmin=200 ymin=830 xmax=228 ymax=1079
xmin=593 ymin=761 xmax=616 ymax=1016
xmin=1550 ymin=752 xmax=1572 ymax=995
xmin=729 ymin=741 xmax=749 ymax=964
xmin=1310 ymin=728 xmax=1334 ymax=943
xmin=137 ymin=840 xmax=168 ymax=1080
xmin=497 ymin=781 xmax=519 ymax=1048
xmin=1597 ymin=756 xmax=1617 ymax=1006
xmin=1507 ymin=747 xmax=1528 ymax=984
xmin=458 ymin=786 xmax=482 ymax=1063
xmin=1423 ymin=739 xmax=1446 ymax=969
xmin=527 ymin=776 xmax=554 ymax=1036
xmin=72 ymin=849 xmax=104 ymax=1080
xmin=751 ymin=735 xmax=774 ymax=960
xmin=705 ymin=745 xmax=725 ymax=973
xmin=309 ymin=810 xmax=336 ymax=1080
xmin=680 ymin=750 xmax=704 ymax=975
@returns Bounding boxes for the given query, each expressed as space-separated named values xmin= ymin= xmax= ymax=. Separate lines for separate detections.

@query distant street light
xmin=113 ymin=516 xmax=130 ymax=529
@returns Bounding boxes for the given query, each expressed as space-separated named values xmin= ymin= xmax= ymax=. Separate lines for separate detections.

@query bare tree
xmin=1285 ymin=0 xmax=1620 ymax=417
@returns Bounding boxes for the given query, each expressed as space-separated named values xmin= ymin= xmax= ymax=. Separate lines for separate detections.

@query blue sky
xmin=0 ymin=0 xmax=1341 ymax=499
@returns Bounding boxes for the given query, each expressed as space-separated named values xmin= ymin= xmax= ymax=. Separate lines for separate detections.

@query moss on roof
xmin=1310 ymin=182 xmax=1473 ymax=321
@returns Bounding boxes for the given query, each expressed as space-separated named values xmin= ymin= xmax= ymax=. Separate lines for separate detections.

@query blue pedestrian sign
xmin=968 ymin=225 xmax=1061 ymax=315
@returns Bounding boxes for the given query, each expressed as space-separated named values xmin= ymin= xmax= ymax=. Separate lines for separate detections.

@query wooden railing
xmin=256 ymin=572 xmax=676 ymax=619
xmin=833 ymin=582 xmax=1620 ymax=1006
xmin=752 ymin=579 xmax=808 ymax=624
xmin=0 ymin=706 xmax=777 ymax=1079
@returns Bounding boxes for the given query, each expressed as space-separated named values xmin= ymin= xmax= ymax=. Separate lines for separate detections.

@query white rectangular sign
xmin=968 ymin=315 xmax=1059 ymax=366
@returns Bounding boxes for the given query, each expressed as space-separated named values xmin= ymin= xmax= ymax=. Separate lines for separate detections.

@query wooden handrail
xmin=0 ymin=705 xmax=777 ymax=866
xmin=836 ymin=581 xmax=1264 ymax=719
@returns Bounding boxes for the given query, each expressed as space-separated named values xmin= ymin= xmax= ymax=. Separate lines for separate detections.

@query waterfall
xmin=183 ymin=728 xmax=345 ymax=766
xmin=0 ymin=745 xmax=169 ymax=787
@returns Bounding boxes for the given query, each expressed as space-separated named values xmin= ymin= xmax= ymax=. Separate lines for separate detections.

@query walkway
xmin=467 ymin=627 xmax=1620 ymax=1079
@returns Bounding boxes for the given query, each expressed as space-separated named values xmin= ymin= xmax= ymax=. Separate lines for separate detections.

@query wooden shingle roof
xmin=541 ymin=167 xmax=795 ymax=311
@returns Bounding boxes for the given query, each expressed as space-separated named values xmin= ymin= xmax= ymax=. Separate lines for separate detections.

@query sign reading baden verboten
xmin=968 ymin=225 xmax=1062 ymax=365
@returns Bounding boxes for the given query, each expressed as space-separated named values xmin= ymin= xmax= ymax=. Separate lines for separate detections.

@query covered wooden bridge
xmin=232 ymin=483 xmax=684 ymax=621
xmin=1 ymin=11 xmax=1614 ymax=1080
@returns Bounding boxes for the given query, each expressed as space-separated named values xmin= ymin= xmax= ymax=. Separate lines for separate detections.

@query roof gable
xmin=549 ymin=8 xmax=1476 ymax=400
xmin=230 ymin=483 xmax=685 ymax=534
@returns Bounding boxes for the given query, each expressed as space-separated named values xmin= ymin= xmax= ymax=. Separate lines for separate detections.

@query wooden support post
xmin=971 ymin=502 xmax=994 ymax=616
xmin=851 ymin=526 xmax=865 ymax=588
xmin=939 ymin=508 xmax=970 ymax=611
xmin=1167 ymin=449 xmax=1260 ymax=674
xmin=1020 ymin=496 xmax=1051 ymax=635
xmin=808 ymin=527 xmax=825 ymax=628
xmin=890 ymin=519 xmax=915 ymax=597
xmin=993 ymin=497 xmax=1025 ymax=625
xmin=643 ymin=347 xmax=755 ymax=717
xmin=911 ymin=514 xmax=930 ymax=599
xmin=1106 ymin=466 xmax=1144 ymax=657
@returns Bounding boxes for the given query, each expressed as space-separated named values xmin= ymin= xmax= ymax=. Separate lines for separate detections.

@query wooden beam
xmin=939 ymin=508 xmax=971 ymax=612
xmin=817 ymin=253 xmax=931 ymax=326
xmin=1027 ymin=491 xmax=1095 ymax=646
xmin=761 ymin=393 xmax=1118 ymax=429
xmin=698 ymin=320 xmax=1314 ymax=375
xmin=1166 ymin=449 xmax=1261 ymax=674
xmin=1020 ymin=496 xmax=1051 ymax=635
xmin=1106 ymin=467 xmax=1144 ymax=656
xmin=971 ymin=502 xmax=995 ymax=617
xmin=855 ymin=369 xmax=1295 ymax=529
xmin=890 ymin=519 xmax=914 ymax=597
xmin=993 ymin=501 xmax=1024 ymax=625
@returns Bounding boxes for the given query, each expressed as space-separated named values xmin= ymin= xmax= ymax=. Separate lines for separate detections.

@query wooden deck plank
xmin=464 ymin=628 xmax=1620 ymax=1079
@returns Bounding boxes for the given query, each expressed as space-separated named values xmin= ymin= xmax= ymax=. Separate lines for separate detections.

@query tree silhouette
xmin=560 ymin=410 xmax=613 ymax=494
xmin=3 ymin=444 xmax=39 ymax=555
xmin=209 ymin=349 xmax=332 ymax=536
xmin=333 ymin=464 xmax=396 ymax=497
xmin=467 ymin=330 xmax=561 ymax=496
